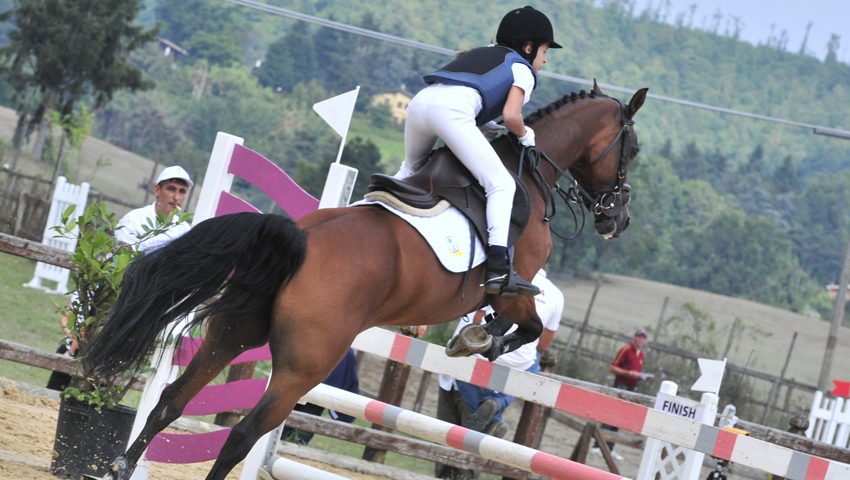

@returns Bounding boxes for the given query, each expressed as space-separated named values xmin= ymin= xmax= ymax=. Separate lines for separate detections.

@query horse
xmin=89 ymin=83 xmax=647 ymax=480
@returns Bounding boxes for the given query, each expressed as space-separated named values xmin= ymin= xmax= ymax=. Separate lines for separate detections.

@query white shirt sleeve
xmin=115 ymin=204 xmax=191 ymax=252
xmin=115 ymin=209 xmax=145 ymax=246
xmin=511 ymin=63 xmax=535 ymax=105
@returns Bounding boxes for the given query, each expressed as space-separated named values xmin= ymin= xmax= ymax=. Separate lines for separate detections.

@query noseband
xmin=517 ymin=97 xmax=634 ymax=240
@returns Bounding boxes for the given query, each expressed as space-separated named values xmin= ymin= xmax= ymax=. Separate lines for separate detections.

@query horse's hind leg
xmin=108 ymin=313 xmax=269 ymax=480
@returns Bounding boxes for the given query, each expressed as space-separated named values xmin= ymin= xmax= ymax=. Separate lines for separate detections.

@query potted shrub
xmin=49 ymin=202 xmax=190 ymax=479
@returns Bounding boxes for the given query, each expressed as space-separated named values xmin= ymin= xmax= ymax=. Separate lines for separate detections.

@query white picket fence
xmin=23 ymin=176 xmax=89 ymax=294
xmin=807 ymin=391 xmax=850 ymax=448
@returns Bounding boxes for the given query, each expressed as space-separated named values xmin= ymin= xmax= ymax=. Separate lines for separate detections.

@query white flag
xmin=691 ymin=358 xmax=727 ymax=394
xmin=313 ymin=86 xmax=360 ymax=137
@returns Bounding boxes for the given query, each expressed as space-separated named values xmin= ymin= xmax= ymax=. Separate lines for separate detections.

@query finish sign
xmin=654 ymin=392 xmax=705 ymax=422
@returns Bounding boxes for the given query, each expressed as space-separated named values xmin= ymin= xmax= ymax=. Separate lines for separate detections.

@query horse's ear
xmin=627 ymin=88 xmax=648 ymax=118
xmin=592 ymin=79 xmax=603 ymax=95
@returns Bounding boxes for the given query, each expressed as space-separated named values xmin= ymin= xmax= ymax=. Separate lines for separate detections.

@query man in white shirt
xmin=116 ymin=166 xmax=193 ymax=252
xmin=435 ymin=269 xmax=563 ymax=479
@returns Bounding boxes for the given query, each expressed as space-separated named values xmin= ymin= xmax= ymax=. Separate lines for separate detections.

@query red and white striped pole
xmin=302 ymin=383 xmax=630 ymax=480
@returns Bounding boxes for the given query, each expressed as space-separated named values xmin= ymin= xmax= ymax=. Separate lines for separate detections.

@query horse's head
xmin=563 ymin=82 xmax=647 ymax=239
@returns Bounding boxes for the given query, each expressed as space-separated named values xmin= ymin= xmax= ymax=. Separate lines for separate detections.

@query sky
xmin=631 ymin=0 xmax=849 ymax=62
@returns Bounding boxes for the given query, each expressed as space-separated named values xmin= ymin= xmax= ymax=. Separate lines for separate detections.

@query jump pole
xmin=302 ymin=383 xmax=630 ymax=480
xmin=351 ymin=328 xmax=850 ymax=479
xmin=261 ymin=456 xmax=352 ymax=480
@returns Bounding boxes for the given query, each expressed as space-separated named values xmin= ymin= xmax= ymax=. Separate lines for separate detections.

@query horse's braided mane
xmin=524 ymin=89 xmax=609 ymax=126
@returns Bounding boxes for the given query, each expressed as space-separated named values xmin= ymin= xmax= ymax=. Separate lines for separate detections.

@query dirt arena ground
xmin=0 ymin=353 xmax=759 ymax=480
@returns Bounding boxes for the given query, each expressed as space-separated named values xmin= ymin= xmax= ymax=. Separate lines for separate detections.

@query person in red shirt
xmin=611 ymin=328 xmax=648 ymax=390
xmin=592 ymin=328 xmax=653 ymax=460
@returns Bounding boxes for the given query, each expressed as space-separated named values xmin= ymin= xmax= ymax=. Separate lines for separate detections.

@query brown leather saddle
xmin=367 ymin=145 xmax=531 ymax=249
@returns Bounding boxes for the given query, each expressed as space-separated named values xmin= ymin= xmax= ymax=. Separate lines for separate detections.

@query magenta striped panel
xmin=228 ymin=144 xmax=319 ymax=219
xmin=173 ymin=338 xmax=271 ymax=367
xmin=215 ymin=191 xmax=261 ymax=216
xmin=147 ymin=430 xmax=230 ymax=464
xmin=233 ymin=344 xmax=272 ymax=363
xmin=182 ymin=378 xmax=268 ymax=416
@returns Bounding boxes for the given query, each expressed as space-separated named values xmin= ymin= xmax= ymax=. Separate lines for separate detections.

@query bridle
xmin=517 ymin=96 xmax=635 ymax=240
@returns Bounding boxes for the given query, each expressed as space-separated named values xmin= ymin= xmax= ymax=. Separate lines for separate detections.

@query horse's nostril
xmin=624 ymin=217 xmax=631 ymax=230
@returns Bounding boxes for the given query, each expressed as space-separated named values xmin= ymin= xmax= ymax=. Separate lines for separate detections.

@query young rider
xmin=395 ymin=6 xmax=561 ymax=298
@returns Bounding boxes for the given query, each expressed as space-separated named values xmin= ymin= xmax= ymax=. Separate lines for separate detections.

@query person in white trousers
xmin=396 ymin=6 xmax=561 ymax=298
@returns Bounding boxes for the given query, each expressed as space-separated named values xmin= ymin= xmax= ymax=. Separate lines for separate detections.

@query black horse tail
xmin=85 ymin=212 xmax=308 ymax=379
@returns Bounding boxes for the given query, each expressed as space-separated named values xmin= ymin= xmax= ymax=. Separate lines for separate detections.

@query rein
xmin=514 ymin=97 xmax=634 ymax=240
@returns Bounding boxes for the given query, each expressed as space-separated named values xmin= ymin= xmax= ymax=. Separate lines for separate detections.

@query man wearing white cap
xmin=116 ymin=166 xmax=193 ymax=252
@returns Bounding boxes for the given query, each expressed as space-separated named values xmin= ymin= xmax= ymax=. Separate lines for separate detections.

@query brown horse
xmin=89 ymin=84 xmax=647 ymax=480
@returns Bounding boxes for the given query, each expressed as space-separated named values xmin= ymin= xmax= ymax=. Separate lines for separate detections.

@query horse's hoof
xmin=103 ymin=455 xmax=135 ymax=480
xmin=445 ymin=324 xmax=493 ymax=357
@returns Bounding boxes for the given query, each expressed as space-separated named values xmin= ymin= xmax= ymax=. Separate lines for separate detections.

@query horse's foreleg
xmin=204 ymin=348 xmax=350 ymax=480
xmin=446 ymin=297 xmax=543 ymax=361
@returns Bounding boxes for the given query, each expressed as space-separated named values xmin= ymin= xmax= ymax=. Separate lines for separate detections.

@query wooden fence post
xmin=761 ymin=332 xmax=797 ymax=424
xmin=722 ymin=317 xmax=740 ymax=360
xmin=565 ymin=280 xmax=601 ymax=364
xmin=412 ymin=371 xmax=431 ymax=413
xmin=653 ymin=296 xmax=669 ymax=342
xmin=568 ymin=421 xmax=620 ymax=474
xmin=362 ymin=331 xmax=416 ymax=463
xmin=508 ymin=350 xmax=559 ymax=465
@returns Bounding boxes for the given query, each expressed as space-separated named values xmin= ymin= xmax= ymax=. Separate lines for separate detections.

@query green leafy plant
xmin=52 ymin=202 xmax=191 ymax=411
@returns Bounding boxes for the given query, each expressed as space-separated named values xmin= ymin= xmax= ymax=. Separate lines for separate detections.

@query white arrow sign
xmin=691 ymin=358 xmax=727 ymax=394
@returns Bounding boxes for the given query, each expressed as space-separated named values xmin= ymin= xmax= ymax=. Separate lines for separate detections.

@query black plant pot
xmin=51 ymin=397 xmax=137 ymax=479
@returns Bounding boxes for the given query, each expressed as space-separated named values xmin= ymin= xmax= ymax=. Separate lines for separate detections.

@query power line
xmin=222 ymin=0 xmax=849 ymax=137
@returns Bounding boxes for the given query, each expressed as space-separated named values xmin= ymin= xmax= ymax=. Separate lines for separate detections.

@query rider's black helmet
xmin=496 ymin=6 xmax=563 ymax=49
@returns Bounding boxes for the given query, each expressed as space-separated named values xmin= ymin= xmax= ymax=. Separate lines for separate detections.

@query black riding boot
xmin=483 ymin=252 xmax=540 ymax=298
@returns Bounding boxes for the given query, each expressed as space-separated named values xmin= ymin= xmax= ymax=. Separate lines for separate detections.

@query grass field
xmin=548 ymin=272 xmax=850 ymax=387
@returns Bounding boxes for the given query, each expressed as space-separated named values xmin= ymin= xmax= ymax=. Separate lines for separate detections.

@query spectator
xmin=116 ymin=166 xmax=193 ymax=252
xmin=435 ymin=269 xmax=563 ymax=479
xmin=592 ymin=328 xmax=654 ymax=461
xmin=49 ymin=167 xmax=192 ymax=390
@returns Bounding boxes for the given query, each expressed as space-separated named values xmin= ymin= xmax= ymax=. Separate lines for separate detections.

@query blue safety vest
xmin=424 ymin=46 xmax=536 ymax=126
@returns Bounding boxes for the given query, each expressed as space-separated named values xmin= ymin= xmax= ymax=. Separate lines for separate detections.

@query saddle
xmin=366 ymin=144 xmax=531 ymax=249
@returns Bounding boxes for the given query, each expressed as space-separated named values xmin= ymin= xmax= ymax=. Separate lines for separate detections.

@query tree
xmin=790 ymin=172 xmax=850 ymax=285
xmin=669 ymin=210 xmax=815 ymax=310
xmin=185 ymin=31 xmax=243 ymax=66
xmin=0 ymin=0 xmax=157 ymax=160
xmin=255 ymin=22 xmax=316 ymax=93
xmin=154 ymin=0 xmax=243 ymax=45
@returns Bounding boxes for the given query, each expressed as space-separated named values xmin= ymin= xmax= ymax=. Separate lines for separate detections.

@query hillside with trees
xmin=0 ymin=0 xmax=848 ymax=321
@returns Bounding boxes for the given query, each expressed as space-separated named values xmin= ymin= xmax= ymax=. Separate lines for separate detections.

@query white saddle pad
xmin=354 ymin=199 xmax=486 ymax=273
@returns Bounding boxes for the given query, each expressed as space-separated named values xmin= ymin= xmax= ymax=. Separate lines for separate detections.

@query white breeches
xmin=396 ymin=85 xmax=515 ymax=248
